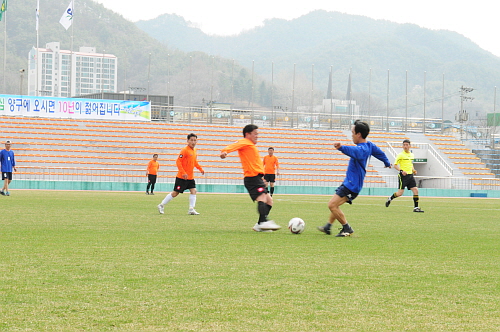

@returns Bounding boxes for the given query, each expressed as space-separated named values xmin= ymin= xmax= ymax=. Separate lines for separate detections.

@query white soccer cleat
xmin=259 ymin=220 xmax=281 ymax=231
xmin=157 ymin=204 xmax=164 ymax=214
xmin=252 ymin=223 xmax=273 ymax=232
xmin=188 ymin=208 xmax=200 ymax=215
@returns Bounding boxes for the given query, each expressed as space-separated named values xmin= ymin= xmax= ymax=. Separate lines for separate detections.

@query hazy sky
xmin=96 ymin=0 xmax=500 ymax=57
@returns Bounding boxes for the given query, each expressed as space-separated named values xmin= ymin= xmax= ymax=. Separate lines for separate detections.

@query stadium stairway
xmin=404 ymin=133 xmax=499 ymax=189
xmin=422 ymin=133 xmax=498 ymax=189
xmin=359 ymin=131 xmax=500 ymax=190
xmin=472 ymin=149 xmax=500 ymax=178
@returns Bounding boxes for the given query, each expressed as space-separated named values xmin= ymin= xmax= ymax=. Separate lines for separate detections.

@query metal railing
xmin=152 ymin=105 xmax=444 ymax=133
xmin=15 ymin=166 xmax=500 ymax=191
xmin=425 ymin=143 xmax=454 ymax=176
xmin=386 ymin=142 xmax=454 ymax=176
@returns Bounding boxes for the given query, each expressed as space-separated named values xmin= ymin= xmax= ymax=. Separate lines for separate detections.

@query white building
xmin=321 ymin=99 xmax=359 ymax=116
xmin=27 ymin=42 xmax=118 ymax=97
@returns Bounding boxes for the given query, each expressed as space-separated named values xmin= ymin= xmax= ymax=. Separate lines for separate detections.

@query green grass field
xmin=1 ymin=190 xmax=499 ymax=331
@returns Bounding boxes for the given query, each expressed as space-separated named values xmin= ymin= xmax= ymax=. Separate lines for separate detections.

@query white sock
xmin=189 ymin=194 xmax=197 ymax=209
xmin=161 ymin=193 xmax=174 ymax=205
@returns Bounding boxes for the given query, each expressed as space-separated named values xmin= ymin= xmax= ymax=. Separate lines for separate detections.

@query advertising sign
xmin=0 ymin=94 xmax=151 ymax=121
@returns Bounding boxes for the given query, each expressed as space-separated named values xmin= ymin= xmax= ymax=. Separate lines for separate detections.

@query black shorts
xmin=148 ymin=174 xmax=157 ymax=184
xmin=173 ymin=177 xmax=196 ymax=193
xmin=398 ymin=173 xmax=417 ymax=190
xmin=2 ymin=172 xmax=12 ymax=181
xmin=244 ymin=175 xmax=268 ymax=201
xmin=335 ymin=184 xmax=358 ymax=205
xmin=263 ymin=174 xmax=276 ymax=183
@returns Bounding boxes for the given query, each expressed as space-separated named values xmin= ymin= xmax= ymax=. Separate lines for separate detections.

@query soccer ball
xmin=288 ymin=218 xmax=305 ymax=234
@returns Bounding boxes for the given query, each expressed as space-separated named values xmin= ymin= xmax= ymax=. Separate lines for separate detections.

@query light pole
xmin=441 ymin=73 xmax=445 ymax=133
xmin=146 ymin=53 xmax=151 ymax=101
xmin=250 ymin=60 xmax=254 ymax=125
xmin=405 ymin=70 xmax=408 ymax=132
xmin=330 ymin=66 xmax=334 ymax=130
xmin=291 ymin=64 xmax=295 ymax=128
xmin=310 ymin=64 xmax=314 ymax=129
xmin=123 ymin=50 xmax=128 ymax=100
xmin=19 ymin=69 xmax=25 ymax=95
xmin=101 ymin=50 xmax=105 ymax=99
xmin=423 ymin=71 xmax=426 ymax=134
xmin=210 ymin=56 xmax=214 ymax=124
xmin=230 ymin=59 xmax=234 ymax=126
xmin=368 ymin=68 xmax=371 ymax=125
xmin=457 ymin=86 xmax=474 ymax=141
xmin=493 ymin=86 xmax=497 ymax=150
xmin=271 ymin=62 xmax=274 ymax=127
xmin=386 ymin=69 xmax=390 ymax=131
xmin=188 ymin=56 xmax=192 ymax=115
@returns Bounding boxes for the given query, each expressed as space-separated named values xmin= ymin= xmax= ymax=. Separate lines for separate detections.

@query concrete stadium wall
xmin=10 ymin=180 xmax=500 ymax=198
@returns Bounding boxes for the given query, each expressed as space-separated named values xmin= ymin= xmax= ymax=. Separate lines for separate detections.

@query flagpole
xmin=69 ymin=0 xmax=74 ymax=97
xmin=59 ymin=0 xmax=74 ymax=97
xmin=3 ymin=9 xmax=6 ymax=93
xmin=36 ymin=0 xmax=39 ymax=96
xmin=36 ymin=39 xmax=39 ymax=96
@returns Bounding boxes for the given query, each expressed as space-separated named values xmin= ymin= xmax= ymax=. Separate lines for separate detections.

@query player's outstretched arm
xmin=371 ymin=145 xmax=391 ymax=168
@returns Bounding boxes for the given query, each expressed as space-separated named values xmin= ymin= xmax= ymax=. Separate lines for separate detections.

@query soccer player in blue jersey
xmin=318 ymin=120 xmax=392 ymax=237
xmin=1 ymin=140 xmax=17 ymax=196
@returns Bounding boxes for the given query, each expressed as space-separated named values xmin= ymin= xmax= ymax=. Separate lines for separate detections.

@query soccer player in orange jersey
xmin=220 ymin=124 xmax=281 ymax=232
xmin=158 ymin=133 xmax=205 ymax=215
xmin=146 ymin=154 xmax=159 ymax=195
xmin=263 ymin=147 xmax=279 ymax=196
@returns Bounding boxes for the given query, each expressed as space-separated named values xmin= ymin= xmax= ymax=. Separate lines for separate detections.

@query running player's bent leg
xmin=318 ymin=193 xmax=353 ymax=236
xmin=328 ymin=194 xmax=348 ymax=225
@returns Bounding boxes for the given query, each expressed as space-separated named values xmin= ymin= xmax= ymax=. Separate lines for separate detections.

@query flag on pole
xmin=36 ymin=0 xmax=40 ymax=30
xmin=0 ymin=0 xmax=8 ymax=21
xmin=59 ymin=0 xmax=73 ymax=30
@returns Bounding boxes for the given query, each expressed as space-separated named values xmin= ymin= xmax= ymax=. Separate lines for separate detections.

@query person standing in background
xmin=146 ymin=154 xmax=159 ymax=195
xmin=263 ymin=147 xmax=280 ymax=196
xmin=1 ymin=140 xmax=17 ymax=196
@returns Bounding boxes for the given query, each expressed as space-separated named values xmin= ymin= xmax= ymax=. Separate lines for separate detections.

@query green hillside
xmin=0 ymin=0 xmax=268 ymax=108
xmin=137 ymin=10 xmax=500 ymax=120
xmin=2 ymin=2 xmax=499 ymax=121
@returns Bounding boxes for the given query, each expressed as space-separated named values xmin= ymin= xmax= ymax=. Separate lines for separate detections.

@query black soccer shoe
xmin=385 ymin=197 xmax=391 ymax=207
xmin=413 ymin=207 xmax=424 ymax=213
xmin=335 ymin=227 xmax=354 ymax=237
xmin=317 ymin=226 xmax=331 ymax=235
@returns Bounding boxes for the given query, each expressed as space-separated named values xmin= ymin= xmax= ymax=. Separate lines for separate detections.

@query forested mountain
xmin=0 ymin=0 xmax=267 ymax=108
xmin=136 ymin=10 xmax=500 ymax=120
xmin=2 ymin=1 xmax=499 ymax=121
